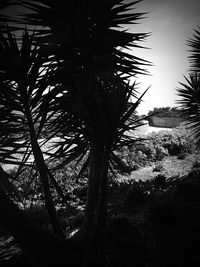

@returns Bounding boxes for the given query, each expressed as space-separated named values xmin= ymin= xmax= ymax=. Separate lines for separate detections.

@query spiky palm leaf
xmin=0 ymin=29 xmax=65 ymax=208
xmin=2 ymin=0 xmax=150 ymax=80
xmin=188 ymin=27 xmax=200 ymax=72
xmin=0 ymin=28 xmax=54 ymax=166
xmin=177 ymin=73 xmax=200 ymax=147
xmin=45 ymin=71 xmax=149 ymax=175
xmin=0 ymin=0 xmax=151 ymax=169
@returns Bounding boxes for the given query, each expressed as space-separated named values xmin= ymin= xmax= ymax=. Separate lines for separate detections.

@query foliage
xmin=6 ymin=125 xmax=196 ymax=210
xmin=2 ymin=0 xmax=150 ymax=78
xmin=177 ymin=73 xmax=200 ymax=148
xmin=0 ymin=29 xmax=53 ymax=166
xmin=147 ymin=106 xmax=181 ymax=118
xmin=153 ymin=163 xmax=164 ymax=172
xmin=177 ymin=27 xmax=200 ymax=149
xmin=0 ymin=1 xmax=152 ymax=265
xmin=116 ymin=126 xmax=195 ymax=173
xmin=187 ymin=27 xmax=200 ymax=72
xmin=146 ymin=126 xmax=195 ymax=157
xmin=0 ymin=0 xmax=151 ymax=190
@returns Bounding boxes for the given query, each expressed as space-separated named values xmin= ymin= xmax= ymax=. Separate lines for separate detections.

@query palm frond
xmin=177 ymin=73 xmax=200 ymax=147
xmin=2 ymin=0 xmax=151 ymax=79
xmin=188 ymin=27 xmax=200 ymax=73
xmin=0 ymin=28 xmax=59 ymax=170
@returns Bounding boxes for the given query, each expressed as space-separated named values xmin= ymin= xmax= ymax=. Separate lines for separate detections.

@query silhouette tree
xmin=0 ymin=28 xmax=65 ymax=237
xmin=177 ymin=27 xmax=200 ymax=148
xmin=0 ymin=1 xmax=150 ymax=266
xmin=51 ymin=71 xmax=149 ymax=265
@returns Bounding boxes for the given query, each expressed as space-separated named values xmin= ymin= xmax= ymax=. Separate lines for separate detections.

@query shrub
xmin=155 ymin=146 xmax=169 ymax=161
xmin=116 ymin=125 xmax=194 ymax=172
xmin=148 ymin=126 xmax=195 ymax=157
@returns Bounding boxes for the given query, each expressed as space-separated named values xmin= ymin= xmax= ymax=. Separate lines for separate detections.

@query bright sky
xmin=126 ymin=0 xmax=200 ymax=115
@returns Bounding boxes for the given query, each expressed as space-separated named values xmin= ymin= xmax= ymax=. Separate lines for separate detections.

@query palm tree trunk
xmin=83 ymin=143 xmax=103 ymax=235
xmin=96 ymin=150 xmax=109 ymax=232
xmin=25 ymin=106 xmax=64 ymax=237
xmin=93 ymin=150 xmax=109 ymax=267
xmin=82 ymin=144 xmax=109 ymax=267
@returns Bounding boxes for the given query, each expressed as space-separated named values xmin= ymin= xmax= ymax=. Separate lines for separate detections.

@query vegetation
xmin=147 ymin=106 xmax=181 ymax=118
xmin=0 ymin=0 xmax=151 ymax=266
xmin=177 ymin=27 xmax=200 ymax=147
xmin=0 ymin=1 xmax=200 ymax=267
xmin=1 ymin=124 xmax=200 ymax=266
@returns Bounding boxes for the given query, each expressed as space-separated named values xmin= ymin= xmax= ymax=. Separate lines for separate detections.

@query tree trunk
xmin=83 ymin=143 xmax=103 ymax=235
xmin=82 ymin=144 xmax=109 ymax=267
xmin=96 ymin=150 xmax=109 ymax=233
xmin=0 ymin=179 xmax=82 ymax=267
xmin=93 ymin=149 xmax=109 ymax=267
xmin=25 ymin=106 xmax=64 ymax=237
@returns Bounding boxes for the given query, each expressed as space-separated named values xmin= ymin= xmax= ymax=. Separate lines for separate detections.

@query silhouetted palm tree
xmin=0 ymin=1 xmax=150 ymax=266
xmin=177 ymin=28 xmax=200 ymax=148
xmin=0 ymin=28 xmax=66 ymax=236
xmin=188 ymin=27 xmax=200 ymax=72
xmin=177 ymin=73 xmax=200 ymax=146
xmin=51 ymin=70 xmax=149 ymax=231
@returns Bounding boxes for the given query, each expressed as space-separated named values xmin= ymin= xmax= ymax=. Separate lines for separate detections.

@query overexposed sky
xmin=125 ymin=0 xmax=200 ymax=114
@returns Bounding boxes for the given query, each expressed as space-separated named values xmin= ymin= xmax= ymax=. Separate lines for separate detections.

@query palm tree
xmin=42 ymin=70 xmax=150 ymax=266
xmin=177 ymin=73 xmax=200 ymax=146
xmin=0 ymin=0 xmax=151 ymax=265
xmin=177 ymin=28 xmax=200 ymax=148
xmin=188 ymin=27 xmax=200 ymax=73
xmin=0 ymin=28 xmax=65 ymax=237
xmin=2 ymin=0 xmax=150 ymax=77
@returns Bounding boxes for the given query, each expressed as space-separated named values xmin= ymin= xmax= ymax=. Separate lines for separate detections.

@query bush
xmin=116 ymin=126 xmax=194 ymax=172
xmin=148 ymin=126 xmax=195 ymax=157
